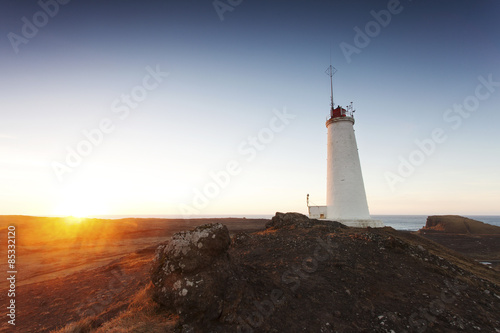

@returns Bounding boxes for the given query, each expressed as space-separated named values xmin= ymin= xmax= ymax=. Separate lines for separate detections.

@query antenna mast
xmin=325 ymin=57 xmax=337 ymax=110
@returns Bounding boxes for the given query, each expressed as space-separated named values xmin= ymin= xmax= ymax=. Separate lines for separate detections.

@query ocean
xmin=88 ymin=214 xmax=500 ymax=232
xmin=373 ymin=215 xmax=500 ymax=231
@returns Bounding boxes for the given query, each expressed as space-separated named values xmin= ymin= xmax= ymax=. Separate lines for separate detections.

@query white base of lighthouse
xmin=335 ymin=219 xmax=385 ymax=228
xmin=308 ymin=205 xmax=384 ymax=228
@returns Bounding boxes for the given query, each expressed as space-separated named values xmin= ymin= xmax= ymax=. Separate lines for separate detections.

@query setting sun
xmin=52 ymin=187 xmax=109 ymax=218
xmin=64 ymin=216 xmax=84 ymax=224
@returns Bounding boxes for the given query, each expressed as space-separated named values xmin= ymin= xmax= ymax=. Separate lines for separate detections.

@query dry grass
xmin=93 ymin=285 xmax=176 ymax=333
xmin=51 ymin=285 xmax=176 ymax=333
xmin=254 ymin=228 xmax=278 ymax=235
xmin=51 ymin=316 xmax=100 ymax=333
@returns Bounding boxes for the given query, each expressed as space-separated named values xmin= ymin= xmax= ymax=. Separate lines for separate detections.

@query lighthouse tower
xmin=309 ymin=65 xmax=383 ymax=228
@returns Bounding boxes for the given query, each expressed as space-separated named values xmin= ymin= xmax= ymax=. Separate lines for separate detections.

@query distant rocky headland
xmin=420 ymin=215 xmax=500 ymax=234
xmin=418 ymin=215 xmax=500 ymax=269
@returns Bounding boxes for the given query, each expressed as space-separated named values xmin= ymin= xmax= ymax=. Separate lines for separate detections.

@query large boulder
xmin=150 ymin=223 xmax=232 ymax=325
xmin=265 ymin=212 xmax=345 ymax=230
xmin=265 ymin=212 xmax=314 ymax=229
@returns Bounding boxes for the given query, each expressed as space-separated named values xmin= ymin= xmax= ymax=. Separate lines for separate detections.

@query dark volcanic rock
xmin=265 ymin=211 xmax=345 ymax=230
xmin=151 ymin=213 xmax=500 ymax=333
xmin=266 ymin=212 xmax=312 ymax=229
xmin=420 ymin=215 xmax=500 ymax=234
xmin=150 ymin=223 xmax=232 ymax=326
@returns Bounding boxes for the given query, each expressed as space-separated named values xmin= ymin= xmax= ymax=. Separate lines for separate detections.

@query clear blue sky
xmin=1 ymin=0 xmax=499 ymax=216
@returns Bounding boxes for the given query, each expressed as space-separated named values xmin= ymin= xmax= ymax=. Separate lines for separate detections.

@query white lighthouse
xmin=308 ymin=66 xmax=383 ymax=228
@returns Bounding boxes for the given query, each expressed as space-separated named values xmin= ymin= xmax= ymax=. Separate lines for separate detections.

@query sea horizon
xmin=4 ymin=214 xmax=499 ymax=232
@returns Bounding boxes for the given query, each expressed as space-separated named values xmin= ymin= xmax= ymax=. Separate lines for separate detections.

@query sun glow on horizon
xmin=64 ymin=216 xmax=85 ymax=224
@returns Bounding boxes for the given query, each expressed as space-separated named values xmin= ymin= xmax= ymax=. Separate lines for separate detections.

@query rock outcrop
xmin=150 ymin=213 xmax=500 ymax=332
xmin=420 ymin=215 xmax=500 ymax=234
xmin=265 ymin=211 xmax=344 ymax=229
xmin=150 ymin=223 xmax=232 ymax=327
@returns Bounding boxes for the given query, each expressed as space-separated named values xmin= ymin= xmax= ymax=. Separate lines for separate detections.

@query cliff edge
xmin=419 ymin=215 xmax=500 ymax=235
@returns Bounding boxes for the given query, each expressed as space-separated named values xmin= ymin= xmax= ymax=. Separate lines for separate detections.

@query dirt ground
xmin=2 ymin=248 xmax=154 ymax=332
xmin=1 ymin=215 xmax=499 ymax=332
xmin=418 ymin=233 xmax=500 ymax=270
xmin=0 ymin=216 xmax=267 ymax=333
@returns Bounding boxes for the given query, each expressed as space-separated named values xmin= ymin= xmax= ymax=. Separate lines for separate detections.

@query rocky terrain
xmin=419 ymin=215 xmax=500 ymax=270
xmin=0 ymin=216 xmax=268 ymax=288
xmin=145 ymin=213 xmax=500 ymax=332
xmin=0 ymin=216 xmax=267 ymax=333
xmin=4 ymin=214 xmax=500 ymax=332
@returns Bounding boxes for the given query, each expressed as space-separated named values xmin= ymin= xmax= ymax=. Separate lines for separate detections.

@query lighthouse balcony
xmin=326 ymin=105 xmax=355 ymax=127
xmin=326 ymin=115 xmax=354 ymax=127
